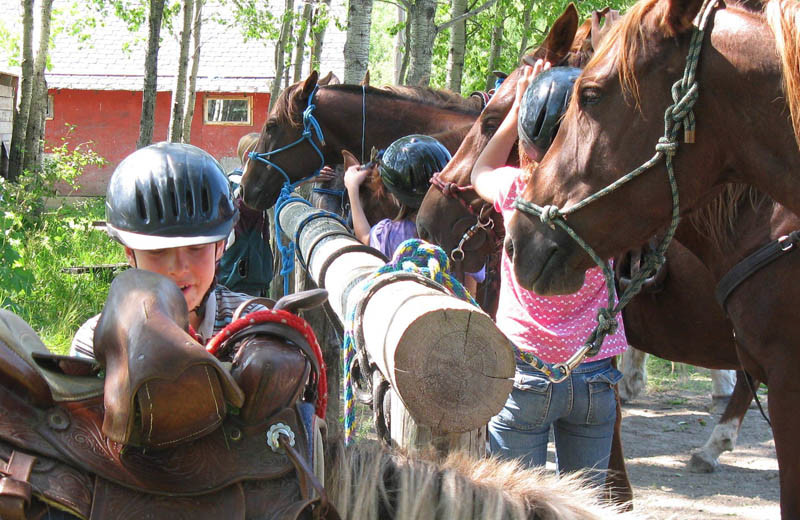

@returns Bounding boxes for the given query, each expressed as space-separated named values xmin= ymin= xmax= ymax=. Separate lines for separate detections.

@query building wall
xmin=45 ymin=89 xmax=269 ymax=195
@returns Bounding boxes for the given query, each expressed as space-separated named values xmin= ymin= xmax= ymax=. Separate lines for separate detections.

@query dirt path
xmin=618 ymin=387 xmax=778 ymax=519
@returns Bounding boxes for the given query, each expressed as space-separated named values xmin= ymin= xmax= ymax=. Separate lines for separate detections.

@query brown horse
xmin=415 ymin=0 xmax=759 ymax=484
xmin=240 ymin=76 xmax=482 ymax=211
xmin=506 ymin=0 xmax=799 ymax=515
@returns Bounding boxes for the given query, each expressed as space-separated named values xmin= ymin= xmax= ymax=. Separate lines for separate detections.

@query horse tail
xmin=766 ymin=0 xmax=800 ymax=151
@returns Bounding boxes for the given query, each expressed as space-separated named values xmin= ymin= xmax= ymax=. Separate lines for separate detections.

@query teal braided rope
xmin=512 ymin=0 xmax=718 ymax=383
xmin=341 ymin=239 xmax=477 ymax=445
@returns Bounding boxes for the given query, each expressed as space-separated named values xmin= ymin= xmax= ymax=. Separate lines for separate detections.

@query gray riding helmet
xmin=105 ymin=142 xmax=237 ymax=250
xmin=379 ymin=134 xmax=452 ymax=208
xmin=518 ymin=66 xmax=581 ymax=162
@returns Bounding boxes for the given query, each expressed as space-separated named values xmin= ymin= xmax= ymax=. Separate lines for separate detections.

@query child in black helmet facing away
xmin=70 ymin=142 xmax=266 ymax=360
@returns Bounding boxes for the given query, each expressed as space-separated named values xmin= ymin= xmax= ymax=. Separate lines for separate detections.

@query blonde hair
xmin=237 ymin=132 xmax=261 ymax=165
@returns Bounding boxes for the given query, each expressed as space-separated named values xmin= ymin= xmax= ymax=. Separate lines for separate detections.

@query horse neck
xmin=700 ymin=5 xmax=800 ymax=216
xmin=314 ymin=87 xmax=478 ymax=163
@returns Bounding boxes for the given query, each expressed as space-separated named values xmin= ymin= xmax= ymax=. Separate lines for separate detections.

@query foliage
xmin=0 ymin=136 xmax=117 ymax=353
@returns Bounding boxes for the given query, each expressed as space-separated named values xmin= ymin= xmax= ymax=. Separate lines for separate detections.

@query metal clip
xmin=266 ymin=423 xmax=296 ymax=453
xmin=778 ymin=235 xmax=795 ymax=252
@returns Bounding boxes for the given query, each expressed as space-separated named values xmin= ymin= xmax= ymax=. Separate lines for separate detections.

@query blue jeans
xmin=488 ymin=357 xmax=622 ymax=486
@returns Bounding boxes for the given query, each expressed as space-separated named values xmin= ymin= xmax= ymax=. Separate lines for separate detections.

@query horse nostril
xmin=504 ymin=237 xmax=515 ymax=260
xmin=418 ymin=225 xmax=430 ymax=242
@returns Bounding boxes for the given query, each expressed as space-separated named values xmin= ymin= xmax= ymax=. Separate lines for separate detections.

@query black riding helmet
xmin=379 ymin=135 xmax=452 ymax=208
xmin=517 ymin=66 xmax=581 ymax=162
xmin=105 ymin=142 xmax=237 ymax=250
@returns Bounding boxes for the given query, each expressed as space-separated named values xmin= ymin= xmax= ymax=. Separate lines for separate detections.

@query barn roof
xmin=0 ymin=1 xmax=346 ymax=93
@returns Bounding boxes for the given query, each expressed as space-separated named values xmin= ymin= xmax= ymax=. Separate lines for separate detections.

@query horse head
xmin=241 ymin=71 xmax=325 ymax=210
xmin=416 ymin=3 xmax=615 ymax=272
xmin=507 ymin=0 xmax=800 ymax=295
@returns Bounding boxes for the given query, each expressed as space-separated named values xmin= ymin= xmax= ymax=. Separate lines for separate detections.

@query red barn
xmin=14 ymin=1 xmax=348 ymax=195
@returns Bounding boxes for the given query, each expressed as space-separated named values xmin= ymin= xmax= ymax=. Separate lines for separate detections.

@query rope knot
xmin=539 ymin=204 xmax=561 ymax=224
xmin=595 ymin=308 xmax=618 ymax=336
xmin=655 ymin=137 xmax=678 ymax=156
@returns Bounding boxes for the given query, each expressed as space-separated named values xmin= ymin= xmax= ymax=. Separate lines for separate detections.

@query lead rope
xmin=513 ymin=0 xmax=718 ymax=383
xmin=342 ymin=239 xmax=476 ymax=445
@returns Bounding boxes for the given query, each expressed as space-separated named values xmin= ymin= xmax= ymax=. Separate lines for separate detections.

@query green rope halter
xmin=513 ymin=0 xmax=719 ymax=384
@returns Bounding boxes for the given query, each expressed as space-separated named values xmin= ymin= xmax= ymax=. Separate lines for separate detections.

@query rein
xmin=512 ymin=0 xmax=719 ymax=383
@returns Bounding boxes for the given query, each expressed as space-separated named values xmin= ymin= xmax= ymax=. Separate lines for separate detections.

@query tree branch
xmin=436 ymin=0 xmax=497 ymax=32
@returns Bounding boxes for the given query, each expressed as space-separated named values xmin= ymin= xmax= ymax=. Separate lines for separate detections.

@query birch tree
xmin=292 ymin=0 xmax=313 ymax=81
xmin=446 ymin=0 xmax=467 ymax=92
xmin=485 ymin=0 xmax=506 ymax=91
xmin=137 ymin=0 xmax=167 ymax=149
xmin=270 ymin=0 xmax=294 ymax=109
xmin=7 ymin=0 xmax=34 ymax=181
xmin=405 ymin=0 xmax=437 ymax=85
xmin=310 ymin=0 xmax=330 ymax=74
xmin=517 ymin=0 xmax=535 ymax=59
xmin=343 ymin=0 xmax=373 ymax=84
xmin=394 ymin=6 xmax=409 ymax=84
xmin=181 ymin=0 xmax=203 ymax=143
xmin=21 ymin=0 xmax=54 ymax=174
xmin=168 ymin=0 xmax=194 ymax=142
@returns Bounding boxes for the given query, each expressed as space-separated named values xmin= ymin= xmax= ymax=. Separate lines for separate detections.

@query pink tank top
xmin=493 ymin=168 xmax=628 ymax=363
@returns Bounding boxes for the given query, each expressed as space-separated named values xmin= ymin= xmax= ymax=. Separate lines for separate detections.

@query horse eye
xmin=580 ymin=87 xmax=602 ymax=107
xmin=266 ymin=121 xmax=278 ymax=131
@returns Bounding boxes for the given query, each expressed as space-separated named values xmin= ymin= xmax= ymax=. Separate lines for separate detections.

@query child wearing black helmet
xmin=343 ymin=134 xmax=484 ymax=293
xmin=472 ymin=61 xmax=628 ymax=486
xmin=71 ymin=142 xmax=267 ymax=360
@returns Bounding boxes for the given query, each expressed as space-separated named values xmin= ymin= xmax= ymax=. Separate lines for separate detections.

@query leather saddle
xmin=0 ymin=269 xmax=339 ymax=520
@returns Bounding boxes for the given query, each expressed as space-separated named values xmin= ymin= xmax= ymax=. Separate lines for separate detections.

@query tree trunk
xmin=270 ymin=0 xmax=295 ymax=111
xmin=342 ymin=0 xmax=373 ymax=84
xmin=406 ymin=0 xmax=438 ymax=86
xmin=182 ymin=0 xmax=203 ymax=143
xmin=310 ymin=0 xmax=330 ymax=74
xmin=518 ymin=0 xmax=534 ymax=59
xmin=168 ymin=0 xmax=194 ymax=143
xmin=446 ymin=0 xmax=467 ymax=93
xmin=22 ymin=0 xmax=54 ymax=174
xmin=393 ymin=6 xmax=406 ymax=84
xmin=397 ymin=9 xmax=412 ymax=85
xmin=138 ymin=0 xmax=167 ymax=149
xmin=7 ymin=0 xmax=35 ymax=181
xmin=293 ymin=0 xmax=313 ymax=82
xmin=485 ymin=0 xmax=506 ymax=92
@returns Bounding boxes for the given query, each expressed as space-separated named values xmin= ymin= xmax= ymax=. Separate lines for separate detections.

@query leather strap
xmin=280 ymin=435 xmax=341 ymax=520
xmin=0 ymin=450 xmax=36 ymax=520
xmin=715 ymin=230 xmax=800 ymax=311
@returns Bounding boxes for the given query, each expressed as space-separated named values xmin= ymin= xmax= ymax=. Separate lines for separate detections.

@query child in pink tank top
xmin=471 ymin=60 xmax=628 ymax=488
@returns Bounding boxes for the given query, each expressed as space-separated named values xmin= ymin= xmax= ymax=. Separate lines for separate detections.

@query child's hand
xmin=317 ymin=165 xmax=337 ymax=183
xmin=344 ymin=164 xmax=370 ymax=191
xmin=514 ymin=59 xmax=550 ymax=108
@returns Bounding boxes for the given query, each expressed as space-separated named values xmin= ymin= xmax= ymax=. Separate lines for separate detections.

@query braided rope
xmin=512 ymin=0 xmax=718 ymax=383
xmin=341 ymin=239 xmax=477 ymax=444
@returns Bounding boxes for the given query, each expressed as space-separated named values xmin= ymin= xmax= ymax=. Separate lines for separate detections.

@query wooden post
xmin=278 ymin=201 xmax=514 ymax=443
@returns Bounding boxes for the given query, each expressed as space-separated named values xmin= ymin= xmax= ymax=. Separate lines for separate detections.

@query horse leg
xmin=604 ymin=367 xmax=633 ymax=509
xmin=688 ymin=370 xmax=755 ymax=473
xmin=709 ymin=368 xmax=736 ymax=413
xmin=618 ymin=348 xmax=647 ymax=403
xmin=764 ymin=372 xmax=800 ymax=518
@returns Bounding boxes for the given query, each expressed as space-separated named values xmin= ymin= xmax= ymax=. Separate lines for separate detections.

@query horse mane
xmin=271 ymin=82 xmax=304 ymax=129
xmin=765 ymin=0 xmax=800 ymax=151
xmin=379 ymin=85 xmax=484 ymax=112
xmin=325 ymin=440 xmax=635 ymax=520
xmin=688 ymin=184 xmax=770 ymax=253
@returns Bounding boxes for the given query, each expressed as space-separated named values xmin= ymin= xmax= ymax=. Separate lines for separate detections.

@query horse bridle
xmin=512 ymin=0 xmax=719 ymax=382
xmin=429 ymin=172 xmax=499 ymax=263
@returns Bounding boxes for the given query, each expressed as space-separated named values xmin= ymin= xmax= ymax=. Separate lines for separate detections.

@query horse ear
xmin=360 ymin=70 xmax=370 ymax=86
xmin=666 ymin=0 xmax=705 ymax=33
xmin=300 ymin=71 xmax=319 ymax=101
xmin=535 ymin=3 xmax=579 ymax=64
xmin=341 ymin=149 xmax=360 ymax=169
xmin=318 ymin=71 xmax=334 ymax=86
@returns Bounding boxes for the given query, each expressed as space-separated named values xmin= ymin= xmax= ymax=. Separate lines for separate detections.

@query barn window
xmin=204 ymin=95 xmax=252 ymax=125
xmin=45 ymin=94 xmax=54 ymax=120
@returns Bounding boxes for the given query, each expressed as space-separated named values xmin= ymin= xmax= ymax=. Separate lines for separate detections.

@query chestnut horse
xmin=240 ymin=77 xmax=481 ymax=211
xmin=506 ymin=0 xmax=799 ymax=515
xmin=414 ymin=0 xmax=758 ymax=483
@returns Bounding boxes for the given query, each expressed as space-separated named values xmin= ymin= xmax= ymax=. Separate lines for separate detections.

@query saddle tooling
xmin=0 ymin=269 xmax=339 ymax=519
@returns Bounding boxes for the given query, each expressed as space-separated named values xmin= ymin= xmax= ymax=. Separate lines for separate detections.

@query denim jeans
xmin=488 ymin=357 xmax=622 ymax=486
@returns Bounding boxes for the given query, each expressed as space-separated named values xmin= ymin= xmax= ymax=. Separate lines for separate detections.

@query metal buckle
xmin=267 ymin=423 xmax=296 ymax=453
xmin=777 ymin=235 xmax=795 ymax=252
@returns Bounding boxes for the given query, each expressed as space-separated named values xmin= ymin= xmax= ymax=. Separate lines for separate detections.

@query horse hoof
xmin=688 ymin=451 xmax=718 ymax=473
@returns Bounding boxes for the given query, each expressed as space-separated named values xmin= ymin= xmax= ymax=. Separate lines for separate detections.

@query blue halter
xmin=248 ymin=84 xmax=329 ymax=296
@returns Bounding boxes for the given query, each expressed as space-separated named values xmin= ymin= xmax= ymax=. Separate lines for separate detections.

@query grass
xmin=1 ymin=197 xmax=125 ymax=353
xmin=644 ymin=355 xmax=714 ymax=395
